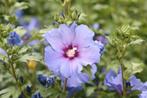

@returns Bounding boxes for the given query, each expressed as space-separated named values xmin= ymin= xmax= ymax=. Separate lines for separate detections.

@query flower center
xmin=66 ymin=47 xmax=77 ymax=58
xmin=63 ymin=45 xmax=79 ymax=60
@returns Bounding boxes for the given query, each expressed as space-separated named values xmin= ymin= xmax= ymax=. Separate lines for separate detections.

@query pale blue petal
xmin=91 ymin=64 xmax=97 ymax=79
xmin=60 ymin=61 xmax=71 ymax=78
xmin=79 ymin=44 xmax=101 ymax=65
xmin=45 ymin=46 xmax=65 ymax=75
xmin=73 ymin=24 xmax=94 ymax=48
xmin=66 ymin=75 xmax=83 ymax=87
xmin=104 ymin=68 xmax=123 ymax=94
xmin=27 ymin=18 xmax=39 ymax=31
xmin=44 ymin=29 xmax=65 ymax=52
xmin=0 ymin=48 xmax=7 ymax=56
xmin=70 ymin=22 xmax=77 ymax=32
xmin=104 ymin=69 xmax=116 ymax=87
xmin=129 ymin=75 xmax=144 ymax=91
xmin=59 ymin=24 xmax=75 ymax=45
xmin=28 ymin=40 xmax=40 ymax=46
xmin=139 ymin=91 xmax=147 ymax=98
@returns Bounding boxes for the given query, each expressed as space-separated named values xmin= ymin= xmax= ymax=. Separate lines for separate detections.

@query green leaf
xmin=86 ymin=87 xmax=96 ymax=97
xmin=13 ymin=26 xmax=26 ymax=36
xmin=93 ymin=4 xmax=108 ymax=10
xmin=13 ymin=2 xmax=29 ymax=10
xmin=82 ymin=65 xmax=92 ymax=79
xmin=0 ymin=87 xmax=20 ymax=98
xmin=18 ymin=53 xmax=42 ymax=63
xmin=129 ymin=39 xmax=144 ymax=45
xmin=124 ymin=59 xmax=144 ymax=79
xmin=129 ymin=90 xmax=141 ymax=97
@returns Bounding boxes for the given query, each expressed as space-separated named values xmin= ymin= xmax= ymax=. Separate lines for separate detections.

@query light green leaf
xmin=124 ymin=59 xmax=144 ymax=79
xmin=18 ymin=53 xmax=42 ymax=62
xmin=86 ymin=87 xmax=96 ymax=97
xmin=129 ymin=39 xmax=144 ymax=45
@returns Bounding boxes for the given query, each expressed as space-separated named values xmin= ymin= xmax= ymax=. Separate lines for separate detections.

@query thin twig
xmin=63 ymin=78 xmax=68 ymax=92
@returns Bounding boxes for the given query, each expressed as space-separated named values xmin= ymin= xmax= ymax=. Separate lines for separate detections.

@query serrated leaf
xmin=124 ymin=59 xmax=144 ymax=79
xmin=18 ymin=53 xmax=42 ymax=62
xmin=82 ymin=65 xmax=92 ymax=79
xmin=13 ymin=2 xmax=29 ymax=10
xmin=129 ymin=39 xmax=144 ymax=45
xmin=86 ymin=87 xmax=96 ymax=97
xmin=0 ymin=87 xmax=20 ymax=98
xmin=13 ymin=26 xmax=26 ymax=36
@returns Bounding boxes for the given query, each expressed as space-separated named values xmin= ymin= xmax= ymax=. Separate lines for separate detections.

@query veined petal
xmin=104 ymin=68 xmax=123 ymax=94
xmin=91 ymin=64 xmax=97 ymax=79
xmin=139 ymin=91 xmax=147 ymax=98
xmin=78 ymin=73 xmax=89 ymax=83
xmin=129 ymin=75 xmax=144 ymax=91
xmin=44 ymin=29 xmax=65 ymax=52
xmin=60 ymin=61 xmax=71 ymax=78
xmin=59 ymin=24 xmax=75 ymax=45
xmin=79 ymin=44 xmax=101 ymax=65
xmin=45 ymin=46 xmax=65 ymax=75
xmin=0 ymin=48 xmax=7 ymax=56
xmin=66 ymin=75 xmax=82 ymax=87
xmin=104 ymin=69 xmax=116 ymax=87
xmin=27 ymin=18 xmax=39 ymax=32
xmin=70 ymin=22 xmax=77 ymax=32
xmin=70 ymin=59 xmax=83 ymax=74
xmin=60 ymin=59 xmax=82 ymax=78
xmin=73 ymin=24 xmax=94 ymax=48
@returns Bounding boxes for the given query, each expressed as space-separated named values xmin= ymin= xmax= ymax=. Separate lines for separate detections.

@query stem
xmin=119 ymin=58 xmax=126 ymax=97
xmin=121 ymin=63 xmax=126 ymax=96
xmin=8 ymin=54 xmax=22 ymax=92
xmin=0 ymin=59 xmax=12 ymax=74
xmin=116 ymin=42 xmax=127 ymax=96
xmin=11 ymin=62 xmax=22 ymax=91
xmin=63 ymin=0 xmax=71 ymax=16
xmin=63 ymin=78 xmax=68 ymax=92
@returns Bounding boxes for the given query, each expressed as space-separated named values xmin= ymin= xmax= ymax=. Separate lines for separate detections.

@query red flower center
xmin=63 ymin=45 xmax=79 ymax=60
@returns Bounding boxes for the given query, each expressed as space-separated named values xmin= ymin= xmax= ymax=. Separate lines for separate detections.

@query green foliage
xmin=124 ymin=59 xmax=144 ymax=79
xmin=0 ymin=0 xmax=147 ymax=98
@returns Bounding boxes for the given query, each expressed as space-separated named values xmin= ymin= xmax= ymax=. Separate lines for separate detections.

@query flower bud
xmin=27 ymin=59 xmax=37 ymax=71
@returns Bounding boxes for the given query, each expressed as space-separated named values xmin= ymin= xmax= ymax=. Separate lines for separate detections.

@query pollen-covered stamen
xmin=63 ymin=45 xmax=79 ymax=60
xmin=66 ymin=47 xmax=77 ymax=58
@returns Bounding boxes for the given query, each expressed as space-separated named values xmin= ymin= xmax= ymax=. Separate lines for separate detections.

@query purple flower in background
xmin=32 ymin=91 xmax=43 ymax=98
xmin=0 ymin=48 xmax=7 ymax=56
xmin=129 ymin=75 xmax=145 ymax=91
xmin=26 ymin=85 xmax=32 ymax=94
xmin=129 ymin=75 xmax=147 ymax=98
xmin=24 ymin=18 xmax=40 ymax=32
xmin=92 ymin=23 xmax=100 ymax=30
xmin=15 ymin=9 xmax=40 ymax=31
xmin=15 ymin=9 xmax=24 ymax=19
xmin=0 ymin=48 xmax=7 ymax=64
xmin=61 ymin=64 xmax=97 ymax=87
xmin=95 ymin=35 xmax=108 ymax=54
xmin=7 ymin=32 xmax=22 ymax=46
xmin=20 ymin=17 xmax=40 ymax=44
xmin=28 ymin=40 xmax=40 ymax=46
xmin=21 ymin=32 xmax=32 ymax=43
xmin=66 ymin=86 xmax=83 ymax=98
xmin=95 ymin=35 xmax=108 ymax=45
xmin=15 ymin=9 xmax=26 ymax=26
xmin=104 ymin=67 xmax=123 ymax=95
xmin=15 ymin=9 xmax=40 ymax=44
xmin=18 ymin=85 xmax=32 ymax=98
xmin=38 ymin=74 xmax=55 ymax=88
xmin=139 ymin=91 xmax=147 ymax=98
xmin=44 ymin=23 xmax=102 ymax=87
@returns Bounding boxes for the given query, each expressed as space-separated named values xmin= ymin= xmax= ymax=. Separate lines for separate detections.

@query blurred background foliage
xmin=0 ymin=0 xmax=147 ymax=98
